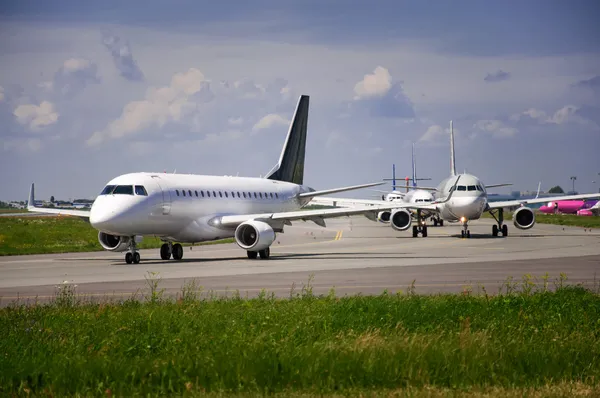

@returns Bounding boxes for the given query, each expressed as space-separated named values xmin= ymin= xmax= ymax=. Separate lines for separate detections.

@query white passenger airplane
xmin=311 ymin=121 xmax=600 ymax=238
xmin=26 ymin=95 xmax=408 ymax=263
xmin=311 ymin=143 xmax=442 ymax=237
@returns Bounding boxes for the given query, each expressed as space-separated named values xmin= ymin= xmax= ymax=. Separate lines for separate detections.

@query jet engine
xmin=390 ymin=208 xmax=412 ymax=231
xmin=98 ymin=231 xmax=138 ymax=252
xmin=377 ymin=211 xmax=391 ymax=223
xmin=234 ymin=220 xmax=276 ymax=251
xmin=512 ymin=207 xmax=535 ymax=230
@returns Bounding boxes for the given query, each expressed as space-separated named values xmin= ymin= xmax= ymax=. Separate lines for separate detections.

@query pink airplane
xmin=539 ymin=199 xmax=599 ymax=216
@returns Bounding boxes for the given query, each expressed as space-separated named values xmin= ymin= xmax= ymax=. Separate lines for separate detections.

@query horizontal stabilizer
xmin=297 ymin=181 xmax=385 ymax=199
xmin=391 ymin=185 xmax=437 ymax=191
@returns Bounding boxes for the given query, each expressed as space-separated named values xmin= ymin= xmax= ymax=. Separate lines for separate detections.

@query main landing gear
xmin=412 ymin=210 xmax=428 ymax=238
xmin=489 ymin=208 xmax=508 ymax=237
xmin=247 ymin=247 xmax=270 ymax=260
xmin=160 ymin=242 xmax=184 ymax=260
xmin=125 ymin=237 xmax=140 ymax=264
xmin=432 ymin=217 xmax=444 ymax=227
xmin=460 ymin=218 xmax=471 ymax=238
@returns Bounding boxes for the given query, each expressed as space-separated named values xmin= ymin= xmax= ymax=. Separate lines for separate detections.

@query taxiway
xmin=0 ymin=217 xmax=599 ymax=305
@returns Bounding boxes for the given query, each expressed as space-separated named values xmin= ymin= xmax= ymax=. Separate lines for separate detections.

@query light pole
xmin=570 ymin=176 xmax=577 ymax=194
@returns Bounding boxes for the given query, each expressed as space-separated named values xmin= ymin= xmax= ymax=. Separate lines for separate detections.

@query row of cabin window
xmin=175 ymin=189 xmax=280 ymax=200
xmin=450 ymin=184 xmax=485 ymax=192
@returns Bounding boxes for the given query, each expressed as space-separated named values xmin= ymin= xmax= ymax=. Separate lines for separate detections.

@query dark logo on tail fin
xmin=266 ymin=95 xmax=309 ymax=185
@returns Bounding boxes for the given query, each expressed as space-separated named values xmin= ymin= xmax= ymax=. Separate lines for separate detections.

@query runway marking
xmin=334 ymin=230 xmax=343 ymax=241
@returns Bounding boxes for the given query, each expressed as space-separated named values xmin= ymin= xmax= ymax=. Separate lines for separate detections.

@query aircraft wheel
xmin=172 ymin=243 xmax=184 ymax=260
xmin=461 ymin=230 xmax=465 ymax=238
xmin=502 ymin=224 xmax=508 ymax=237
xmin=412 ymin=225 xmax=418 ymax=238
xmin=422 ymin=225 xmax=428 ymax=237
xmin=433 ymin=219 xmax=438 ymax=227
xmin=160 ymin=243 xmax=171 ymax=260
xmin=259 ymin=247 xmax=270 ymax=259
xmin=492 ymin=224 xmax=498 ymax=236
xmin=125 ymin=252 xmax=133 ymax=264
xmin=439 ymin=220 xmax=444 ymax=227
xmin=247 ymin=250 xmax=258 ymax=259
xmin=466 ymin=230 xmax=471 ymax=238
xmin=133 ymin=252 xmax=140 ymax=264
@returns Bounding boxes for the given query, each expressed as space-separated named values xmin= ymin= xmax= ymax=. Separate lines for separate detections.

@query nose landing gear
xmin=460 ymin=218 xmax=471 ymax=238
xmin=412 ymin=210 xmax=428 ymax=237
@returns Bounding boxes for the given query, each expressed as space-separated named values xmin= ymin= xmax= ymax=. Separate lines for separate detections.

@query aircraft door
xmin=151 ymin=175 xmax=171 ymax=215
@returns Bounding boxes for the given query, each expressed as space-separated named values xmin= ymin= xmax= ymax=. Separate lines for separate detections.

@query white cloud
xmin=87 ymin=68 xmax=212 ymax=146
xmin=510 ymin=108 xmax=547 ymax=122
xmin=251 ymin=114 xmax=289 ymax=133
xmin=510 ymin=105 xmax=597 ymax=128
xmin=472 ymin=120 xmax=518 ymax=138
xmin=419 ymin=124 xmax=459 ymax=144
xmin=13 ymin=101 xmax=59 ymax=131
xmin=353 ymin=66 xmax=392 ymax=100
xmin=53 ymin=58 xmax=100 ymax=97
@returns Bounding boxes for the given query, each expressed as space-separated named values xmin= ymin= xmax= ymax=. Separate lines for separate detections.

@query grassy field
xmin=0 ymin=216 xmax=233 ymax=256
xmin=0 ymin=208 xmax=28 ymax=214
xmin=1 ymin=275 xmax=599 ymax=396
xmin=481 ymin=211 xmax=600 ymax=228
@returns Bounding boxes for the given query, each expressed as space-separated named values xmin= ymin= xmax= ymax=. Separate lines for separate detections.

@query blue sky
xmin=1 ymin=0 xmax=599 ymax=201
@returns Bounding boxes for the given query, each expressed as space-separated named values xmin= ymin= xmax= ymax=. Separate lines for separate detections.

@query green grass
xmin=481 ymin=211 xmax=600 ymax=228
xmin=534 ymin=213 xmax=600 ymax=228
xmin=1 ymin=274 xmax=599 ymax=396
xmin=0 ymin=208 xmax=28 ymax=214
xmin=0 ymin=216 xmax=234 ymax=256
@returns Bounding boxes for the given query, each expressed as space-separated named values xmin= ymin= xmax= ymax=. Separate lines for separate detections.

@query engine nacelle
xmin=98 ymin=232 xmax=131 ymax=252
xmin=234 ymin=220 xmax=276 ymax=251
xmin=377 ymin=211 xmax=391 ymax=223
xmin=512 ymin=207 xmax=535 ymax=230
xmin=390 ymin=208 xmax=412 ymax=231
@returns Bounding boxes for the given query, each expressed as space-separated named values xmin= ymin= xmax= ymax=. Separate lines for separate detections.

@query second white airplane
xmin=27 ymin=95 xmax=406 ymax=263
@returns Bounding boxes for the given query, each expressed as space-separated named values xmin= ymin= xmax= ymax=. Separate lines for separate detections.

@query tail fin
xmin=392 ymin=163 xmax=396 ymax=190
xmin=411 ymin=143 xmax=417 ymax=188
xmin=265 ymin=95 xmax=309 ymax=185
xmin=450 ymin=120 xmax=456 ymax=176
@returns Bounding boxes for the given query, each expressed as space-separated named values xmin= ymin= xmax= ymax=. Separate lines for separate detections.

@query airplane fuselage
xmin=90 ymin=172 xmax=313 ymax=243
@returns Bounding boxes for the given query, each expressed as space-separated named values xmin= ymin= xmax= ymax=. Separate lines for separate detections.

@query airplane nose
xmin=89 ymin=204 xmax=116 ymax=230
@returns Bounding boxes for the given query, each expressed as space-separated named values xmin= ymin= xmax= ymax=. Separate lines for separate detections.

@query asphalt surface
xmin=1 ymin=217 xmax=599 ymax=305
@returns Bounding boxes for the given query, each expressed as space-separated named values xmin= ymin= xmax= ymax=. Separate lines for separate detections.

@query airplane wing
xmin=310 ymin=197 xmax=387 ymax=207
xmin=213 ymin=202 xmax=428 ymax=229
xmin=485 ymin=183 xmax=513 ymax=189
xmin=27 ymin=183 xmax=91 ymax=220
xmin=297 ymin=181 xmax=385 ymax=199
xmin=487 ymin=193 xmax=600 ymax=210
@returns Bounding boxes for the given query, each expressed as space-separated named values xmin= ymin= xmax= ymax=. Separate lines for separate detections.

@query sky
xmin=1 ymin=0 xmax=600 ymax=202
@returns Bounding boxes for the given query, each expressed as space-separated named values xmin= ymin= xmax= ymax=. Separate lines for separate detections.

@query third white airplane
xmin=311 ymin=121 xmax=600 ymax=238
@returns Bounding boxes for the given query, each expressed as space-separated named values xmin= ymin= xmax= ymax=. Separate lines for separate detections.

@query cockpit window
xmin=100 ymin=185 xmax=116 ymax=195
xmin=457 ymin=185 xmax=466 ymax=191
xmin=112 ymin=185 xmax=134 ymax=195
xmin=135 ymin=185 xmax=148 ymax=196
xmin=468 ymin=185 xmax=476 ymax=191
